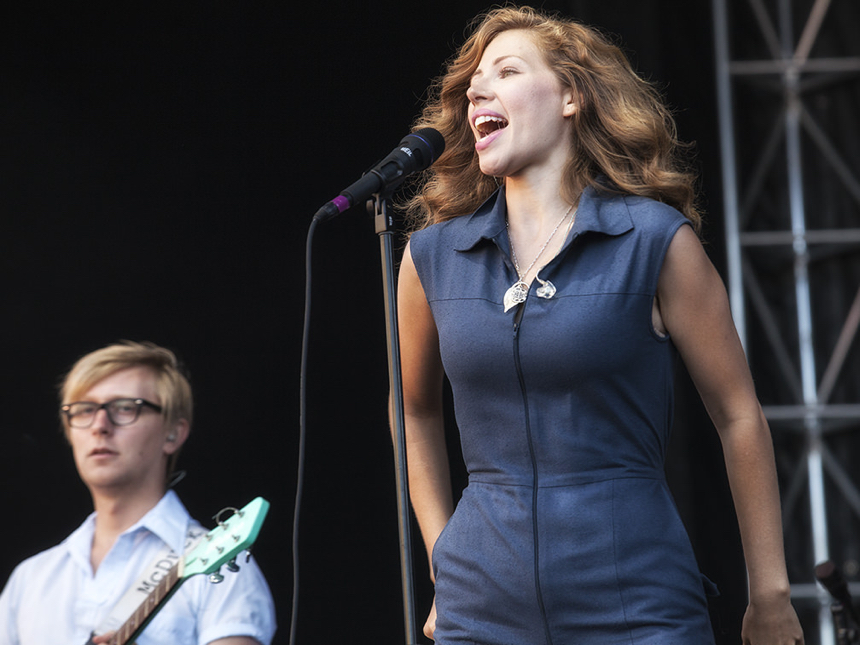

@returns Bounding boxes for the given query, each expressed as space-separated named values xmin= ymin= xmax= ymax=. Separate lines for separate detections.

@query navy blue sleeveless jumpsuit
xmin=409 ymin=186 xmax=717 ymax=645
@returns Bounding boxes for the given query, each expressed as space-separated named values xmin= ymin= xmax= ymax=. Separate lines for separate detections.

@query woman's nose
xmin=467 ymin=77 xmax=491 ymax=104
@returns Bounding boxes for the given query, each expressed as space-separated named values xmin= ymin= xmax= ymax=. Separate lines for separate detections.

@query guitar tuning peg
xmin=226 ymin=558 xmax=240 ymax=573
xmin=209 ymin=569 xmax=225 ymax=584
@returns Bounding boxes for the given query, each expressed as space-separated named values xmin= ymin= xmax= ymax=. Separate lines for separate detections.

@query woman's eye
xmin=499 ymin=67 xmax=517 ymax=78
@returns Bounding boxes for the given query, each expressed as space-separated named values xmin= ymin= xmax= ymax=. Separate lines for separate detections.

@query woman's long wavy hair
xmin=405 ymin=5 xmax=701 ymax=233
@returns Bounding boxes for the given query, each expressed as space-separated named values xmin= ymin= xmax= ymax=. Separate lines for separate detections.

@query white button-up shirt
xmin=0 ymin=490 xmax=276 ymax=645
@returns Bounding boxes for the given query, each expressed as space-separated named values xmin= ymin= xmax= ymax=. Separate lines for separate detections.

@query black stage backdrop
xmin=1 ymin=1 xmax=746 ymax=643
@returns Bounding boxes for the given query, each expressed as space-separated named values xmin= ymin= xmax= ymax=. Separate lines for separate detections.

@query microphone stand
xmin=831 ymin=605 xmax=860 ymax=645
xmin=815 ymin=561 xmax=860 ymax=645
xmin=369 ymin=191 xmax=419 ymax=645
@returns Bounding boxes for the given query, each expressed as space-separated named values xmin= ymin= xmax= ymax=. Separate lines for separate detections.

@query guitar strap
xmin=95 ymin=525 xmax=207 ymax=634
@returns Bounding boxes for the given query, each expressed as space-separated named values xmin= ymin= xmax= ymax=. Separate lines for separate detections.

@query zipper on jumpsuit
xmin=512 ymin=299 xmax=554 ymax=645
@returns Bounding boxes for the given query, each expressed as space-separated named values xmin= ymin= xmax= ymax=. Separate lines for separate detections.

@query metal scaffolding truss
xmin=712 ymin=0 xmax=860 ymax=643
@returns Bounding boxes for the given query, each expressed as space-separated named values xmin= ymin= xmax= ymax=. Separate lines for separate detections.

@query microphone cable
xmin=291 ymin=215 xmax=319 ymax=645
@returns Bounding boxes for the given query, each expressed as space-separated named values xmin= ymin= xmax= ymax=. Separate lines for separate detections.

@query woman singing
xmin=397 ymin=5 xmax=804 ymax=644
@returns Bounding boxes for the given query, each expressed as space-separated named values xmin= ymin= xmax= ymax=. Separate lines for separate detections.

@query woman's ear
xmin=563 ymin=97 xmax=577 ymax=118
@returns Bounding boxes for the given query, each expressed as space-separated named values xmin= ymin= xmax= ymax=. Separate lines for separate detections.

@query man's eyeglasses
xmin=61 ymin=398 xmax=163 ymax=428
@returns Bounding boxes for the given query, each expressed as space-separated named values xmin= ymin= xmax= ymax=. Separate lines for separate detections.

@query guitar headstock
xmin=182 ymin=497 xmax=270 ymax=579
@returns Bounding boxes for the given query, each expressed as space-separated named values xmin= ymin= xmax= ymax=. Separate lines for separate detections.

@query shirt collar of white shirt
xmin=62 ymin=489 xmax=190 ymax=573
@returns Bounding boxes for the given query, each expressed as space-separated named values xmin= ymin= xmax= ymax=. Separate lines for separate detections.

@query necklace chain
xmin=508 ymin=204 xmax=574 ymax=280
xmin=503 ymin=204 xmax=574 ymax=313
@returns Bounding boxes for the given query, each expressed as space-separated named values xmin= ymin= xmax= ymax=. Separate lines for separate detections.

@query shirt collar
xmin=452 ymin=183 xmax=635 ymax=252
xmin=130 ymin=489 xmax=190 ymax=554
xmin=63 ymin=489 xmax=191 ymax=570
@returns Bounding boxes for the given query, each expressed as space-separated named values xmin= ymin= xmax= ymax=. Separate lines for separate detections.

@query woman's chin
xmin=479 ymin=161 xmax=508 ymax=179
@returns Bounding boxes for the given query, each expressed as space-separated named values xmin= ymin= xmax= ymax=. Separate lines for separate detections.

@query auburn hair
xmin=405 ymin=5 xmax=701 ymax=233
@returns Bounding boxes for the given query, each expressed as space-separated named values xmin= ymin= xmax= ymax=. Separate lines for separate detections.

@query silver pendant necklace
xmin=504 ymin=204 xmax=574 ymax=312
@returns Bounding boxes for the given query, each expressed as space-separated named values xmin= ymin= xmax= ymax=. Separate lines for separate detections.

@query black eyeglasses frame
xmin=61 ymin=398 xmax=163 ymax=428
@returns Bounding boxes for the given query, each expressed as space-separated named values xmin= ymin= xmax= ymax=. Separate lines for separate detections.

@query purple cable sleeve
xmin=332 ymin=195 xmax=351 ymax=213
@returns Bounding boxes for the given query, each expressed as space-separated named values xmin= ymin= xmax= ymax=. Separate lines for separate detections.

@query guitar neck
xmin=105 ymin=561 xmax=186 ymax=645
xmin=83 ymin=497 xmax=270 ymax=645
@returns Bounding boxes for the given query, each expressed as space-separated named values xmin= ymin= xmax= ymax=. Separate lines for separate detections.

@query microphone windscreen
xmin=401 ymin=128 xmax=446 ymax=172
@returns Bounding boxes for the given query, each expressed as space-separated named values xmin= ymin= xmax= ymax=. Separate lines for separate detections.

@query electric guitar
xmin=85 ymin=496 xmax=270 ymax=645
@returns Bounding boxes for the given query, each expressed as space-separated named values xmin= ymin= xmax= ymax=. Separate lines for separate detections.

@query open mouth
xmin=474 ymin=115 xmax=508 ymax=140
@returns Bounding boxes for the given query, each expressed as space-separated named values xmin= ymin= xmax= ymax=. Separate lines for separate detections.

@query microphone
xmin=313 ymin=127 xmax=445 ymax=222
